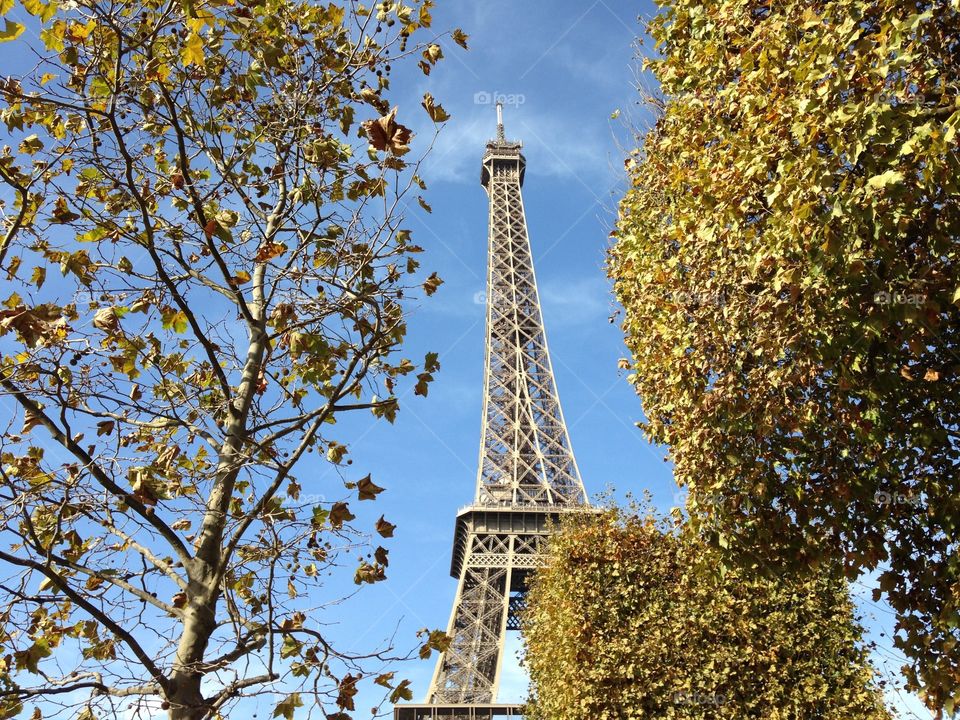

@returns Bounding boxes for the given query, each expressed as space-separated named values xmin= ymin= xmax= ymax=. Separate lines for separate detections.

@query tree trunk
xmin=168 ymin=563 xmax=220 ymax=720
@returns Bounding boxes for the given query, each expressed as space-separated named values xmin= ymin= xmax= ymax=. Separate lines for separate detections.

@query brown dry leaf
xmin=92 ymin=307 xmax=120 ymax=333
xmin=329 ymin=501 xmax=355 ymax=529
xmin=255 ymin=241 xmax=286 ymax=263
xmin=21 ymin=407 xmax=43 ymax=435
xmin=375 ymin=515 xmax=396 ymax=538
xmin=423 ymin=272 xmax=443 ymax=296
xmin=356 ymin=475 xmax=385 ymax=501
xmin=361 ymin=107 xmax=413 ymax=156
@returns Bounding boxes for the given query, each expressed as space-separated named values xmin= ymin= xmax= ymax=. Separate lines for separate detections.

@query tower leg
xmin=428 ymin=529 xmax=513 ymax=704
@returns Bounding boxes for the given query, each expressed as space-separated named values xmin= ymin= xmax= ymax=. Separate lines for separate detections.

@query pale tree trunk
xmin=168 ymin=275 xmax=269 ymax=718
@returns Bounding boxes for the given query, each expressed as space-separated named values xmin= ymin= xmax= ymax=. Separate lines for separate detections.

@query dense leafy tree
xmin=524 ymin=506 xmax=890 ymax=720
xmin=0 ymin=0 xmax=461 ymax=717
xmin=610 ymin=0 xmax=960 ymax=711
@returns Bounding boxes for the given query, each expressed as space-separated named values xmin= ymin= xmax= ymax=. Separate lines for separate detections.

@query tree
xmin=523 ymin=506 xmax=891 ymax=720
xmin=0 ymin=0 xmax=462 ymax=717
xmin=609 ymin=0 xmax=960 ymax=711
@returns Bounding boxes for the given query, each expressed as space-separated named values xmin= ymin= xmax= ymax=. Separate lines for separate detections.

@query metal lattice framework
xmin=474 ymin=142 xmax=586 ymax=508
xmin=416 ymin=107 xmax=589 ymax=713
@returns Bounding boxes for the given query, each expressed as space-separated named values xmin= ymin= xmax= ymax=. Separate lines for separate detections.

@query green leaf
xmin=161 ymin=309 xmax=188 ymax=334
xmin=279 ymin=635 xmax=302 ymax=659
xmin=272 ymin=693 xmax=303 ymax=720
xmin=389 ymin=680 xmax=413 ymax=703
xmin=14 ymin=638 xmax=52 ymax=673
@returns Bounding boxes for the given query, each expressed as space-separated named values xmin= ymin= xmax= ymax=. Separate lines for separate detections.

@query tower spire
xmin=394 ymin=115 xmax=590 ymax=720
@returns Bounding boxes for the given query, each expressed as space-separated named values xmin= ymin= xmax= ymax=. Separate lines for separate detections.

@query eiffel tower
xmin=394 ymin=105 xmax=590 ymax=720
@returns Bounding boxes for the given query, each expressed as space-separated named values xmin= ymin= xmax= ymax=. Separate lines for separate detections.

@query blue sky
xmin=325 ymin=0 xmax=680 ymax=710
xmin=331 ymin=2 xmax=935 ymax=717
xmin=0 ymin=0 xmax=937 ymax=717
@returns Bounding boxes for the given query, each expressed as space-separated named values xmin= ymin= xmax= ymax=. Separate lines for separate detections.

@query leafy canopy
xmin=524 ymin=506 xmax=890 ymax=720
xmin=0 ymin=0 xmax=464 ymax=717
xmin=611 ymin=0 xmax=960 ymax=711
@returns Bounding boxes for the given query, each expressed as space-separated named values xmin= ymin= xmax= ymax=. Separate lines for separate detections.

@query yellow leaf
xmin=0 ymin=18 xmax=24 ymax=42
xmin=21 ymin=0 xmax=41 ymax=15
xmin=22 ymin=0 xmax=56 ymax=22
xmin=418 ymin=4 xmax=431 ymax=27
xmin=422 ymin=43 xmax=442 ymax=65
xmin=66 ymin=20 xmax=94 ymax=40
xmin=182 ymin=31 xmax=204 ymax=66
xmin=39 ymin=20 xmax=65 ymax=51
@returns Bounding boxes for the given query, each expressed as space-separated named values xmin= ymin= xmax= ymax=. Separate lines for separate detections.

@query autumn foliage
xmin=611 ymin=0 xmax=960 ymax=711
xmin=0 ymin=0 xmax=462 ymax=718
xmin=524 ymin=508 xmax=890 ymax=720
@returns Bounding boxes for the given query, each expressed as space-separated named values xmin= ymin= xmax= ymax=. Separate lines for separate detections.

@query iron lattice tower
xmin=396 ymin=106 xmax=589 ymax=720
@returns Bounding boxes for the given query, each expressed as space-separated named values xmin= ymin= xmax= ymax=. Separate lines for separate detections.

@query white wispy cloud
xmin=540 ymin=274 xmax=613 ymax=327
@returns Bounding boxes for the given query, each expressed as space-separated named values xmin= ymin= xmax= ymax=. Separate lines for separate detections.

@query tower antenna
xmin=496 ymin=101 xmax=504 ymax=141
